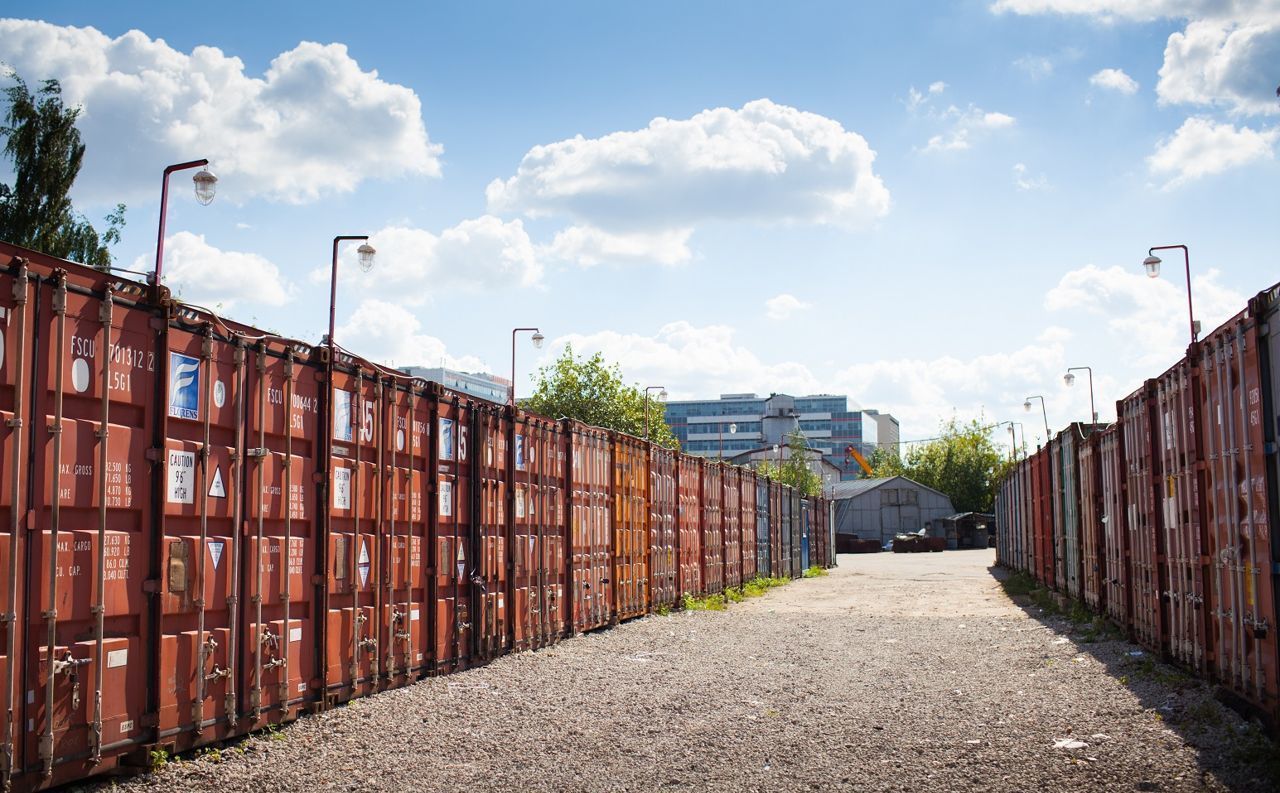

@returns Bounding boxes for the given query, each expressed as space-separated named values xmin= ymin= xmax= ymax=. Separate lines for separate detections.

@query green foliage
xmin=870 ymin=416 xmax=1004 ymax=513
xmin=0 ymin=72 xmax=125 ymax=268
xmin=681 ymin=592 xmax=726 ymax=611
xmin=802 ymin=565 xmax=828 ymax=578
xmin=149 ymin=748 xmax=170 ymax=769
xmin=755 ymin=430 xmax=823 ymax=497
xmin=523 ymin=344 xmax=679 ymax=448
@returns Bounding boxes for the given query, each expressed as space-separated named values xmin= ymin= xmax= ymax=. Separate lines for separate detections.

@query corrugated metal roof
xmin=829 ymin=475 xmax=952 ymax=503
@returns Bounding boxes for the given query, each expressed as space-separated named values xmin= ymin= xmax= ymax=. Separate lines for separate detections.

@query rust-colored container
xmin=1099 ymin=424 xmax=1133 ymax=631
xmin=1198 ymin=292 xmax=1280 ymax=721
xmin=676 ymin=454 xmax=702 ymax=597
xmin=1120 ymin=380 xmax=1168 ymax=656
xmin=1048 ymin=434 xmax=1067 ymax=593
xmin=1029 ymin=447 xmax=1052 ymax=586
xmin=566 ymin=421 xmax=612 ymax=631
xmin=722 ymin=465 xmax=742 ymax=589
xmin=771 ymin=480 xmax=787 ymax=578
xmin=788 ymin=488 xmax=803 ymax=578
xmin=755 ymin=475 xmax=771 ymax=576
xmin=1153 ymin=355 xmax=1210 ymax=673
xmin=611 ymin=432 xmax=648 ymax=620
xmin=740 ymin=469 xmax=758 ymax=580
xmin=1019 ymin=457 xmax=1034 ymax=575
xmin=1077 ymin=428 xmax=1105 ymax=612
xmin=647 ymin=444 xmax=678 ymax=611
xmin=512 ymin=411 xmax=567 ymax=650
xmin=701 ymin=462 xmax=724 ymax=594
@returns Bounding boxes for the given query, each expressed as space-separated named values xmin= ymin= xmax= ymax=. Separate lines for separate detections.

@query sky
xmin=1 ymin=0 xmax=1277 ymax=449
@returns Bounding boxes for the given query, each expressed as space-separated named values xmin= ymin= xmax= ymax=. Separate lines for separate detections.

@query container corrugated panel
xmin=722 ymin=466 xmax=742 ymax=589
xmin=1049 ymin=435 xmax=1066 ymax=593
xmin=1121 ymin=380 xmax=1168 ymax=655
xmin=770 ymin=480 xmax=785 ymax=578
xmin=21 ymin=259 xmax=156 ymax=784
xmin=1077 ymin=429 xmax=1105 ymax=612
xmin=1060 ymin=429 xmax=1083 ymax=600
xmin=0 ymin=254 xmax=30 ymax=791
xmin=800 ymin=498 xmax=812 ymax=570
xmin=1030 ymin=448 xmax=1051 ymax=586
xmin=567 ymin=421 xmax=612 ymax=632
xmin=610 ymin=432 xmax=648 ymax=620
xmin=1020 ymin=458 xmax=1034 ymax=575
xmin=1199 ymin=293 xmax=1280 ymax=720
xmin=676 ymin=454 xmax=702 ymax=597
xmin=1154 ymin=355 xmax=1209 ymax=673
xmin=512 ymin=412 xmax=567 ymax=651
xmin=647 ymin=445 xmax=678 ymax=611
xmin=740 ymin=470 xmax=758 ymax=580
xmin=472 ymin=401 xmax=511 ymax=660
xmin=789 ymin=489 xmax=803 ymax=579
xmin=701 ymin=463 xmax=724 ymax=594
xmin=755 ymin=476 xmax=770 ymax=577
xmin=1100 ymin=423 xmax=1132 ymax=631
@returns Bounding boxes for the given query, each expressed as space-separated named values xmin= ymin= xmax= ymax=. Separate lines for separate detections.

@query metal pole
xmin=510 ymin=327 xmax=540 ymax=406
xmin=1149 ymin=244 xmax=1195 ymax=343
xmin=1067 ymin=366 xmax=1097 ymax=424
xmin=329 ymin=235 xmax=370 ymax=350
xmin=1025 ymin=395 xmax=1050 ymax=440
xmin=153 ymin=159 xmax=209 ymax=287
xmin=642 ymin=386 xmax=665 ymax=440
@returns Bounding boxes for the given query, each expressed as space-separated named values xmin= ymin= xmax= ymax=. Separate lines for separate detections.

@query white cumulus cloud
xmin=1013 ymin=162 xmax=1050 ymax=190
xmin=1147 ymin=116 xmax=1277 ymax=188
xmin=486 ymin=99 xmax=890 ymax=266
xmin=0 ymin=19 xmax=442 ymax=203
xmin=336 ymin=299 xmax=489 ymax=371
xmin=320 ymin=215 xmax=543 ymax=305
xmin=1090 ymin=67 xmax=1140 ymax=93
xmin=764 ymin=293 xmax=812 ymax=320
xmin=922 ymin=106 xmax=1017 ymax=153
xmin=547 ymin=225 xmax=694 ymax=267
xmin=135 ymin=231 xmax=292 ymax=311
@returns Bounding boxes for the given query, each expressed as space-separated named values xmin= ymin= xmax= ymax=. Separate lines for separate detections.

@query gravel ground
xmin=109 ymin=550 xmax=1278 ymax=792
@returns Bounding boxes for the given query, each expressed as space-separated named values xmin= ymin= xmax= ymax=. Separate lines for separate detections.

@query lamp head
xmin=357 ymin=243 xmax=376 ymax=273
xmin=729 ymin=423 xmax=737 ymax=434
xmin=531 ymin=331 xmax=545 ymax=349
xmin=658 ymin=389 xmax=668 ymax=402
xmin=1064 ymin=372 xmax=1075 ymax=387
xmin=1143 ymin=254 xmax=1161 ymax=278
xmin=1023 ymin=400 xmax=1032 ymax=412
xmin=192 ymin=168 xmax=218 ymax=206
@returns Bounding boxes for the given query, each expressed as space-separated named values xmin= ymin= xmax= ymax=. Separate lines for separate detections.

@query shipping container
xmin=755 ymin=476 xmax=771 ymax=577
xmin=566 ymin=421 xmax=611 ymax=632
xmin=611 ymin=432 xmax=648 ymax=620
xmin=740 ymin=469 xmax=758 ymax=581
xmin=676 ymin=454 xmax=702 ymax=597
xmin=1198 ymin=292 xmax=1280 ymax=720
xmin=512 ymin=412 xmax=567 ymax=650
xmin=1099 ymin=424 xmax=1132 ymax=631
xmin=701 ymin=463 xmax=724 ymax=595
xmin=789 ymin=489 xmax=803 ymax=579
xmin=1077 ymin=428 xmax=1105 ymax=612
xmin=1120 ymin=381 xmax=1168 ymax=656
xmin=647 ymin=444 xmax=678 ymax=611
xmin=722 ymin=465 xmax=742 ymax=589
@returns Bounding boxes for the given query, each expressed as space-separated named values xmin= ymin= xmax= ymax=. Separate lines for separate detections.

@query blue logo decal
xmin=169 ymin=352 xmax=201 ymax=420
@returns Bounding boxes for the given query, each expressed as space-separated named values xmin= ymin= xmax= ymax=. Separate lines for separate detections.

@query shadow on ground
xmin=987 ymin=564 xmax=1280 ymax=793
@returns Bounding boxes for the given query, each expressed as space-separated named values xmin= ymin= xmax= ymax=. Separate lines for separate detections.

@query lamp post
xmin=1023 ymin=395 xmax=1050 ymax=441
xmin=152 ymin=159 xmax=217 ymax=286
xmin=996 ymin=421 xmax=1024 ymax=461
xmin=1144 ymin=244 xmax=1198 ymax=343
xmin=643 ymin=386 xmax=667 ymax=439
xmin=510 ymin=328 xmax=545 ymax=406
xmin=327 ymin=236 xmax=376 ymax=350
xmin=718 ymin=422 xmax=737 ymax=460
xmin=1064 ymin=366 xmax=1097 ymax=424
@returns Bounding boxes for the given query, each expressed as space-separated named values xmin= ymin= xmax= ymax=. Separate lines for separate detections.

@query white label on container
xmin=107 ymin=648 xmax=128 ymax=668
xmin=167 ymin=450 xmax=196 ymax=504
xmin=410 ymin=609 xmax=420 ymax=621
xmin=209 ymin=541 xmax=225 ymax=570
xmin=120 ymin=720 xmax=133 ymax=735
xmin=213 ymin=380 xmax=226 ymax=408
xmin=515 ymin=486 xmax=526 ymax=519
xmin=357 ymin=540 xmax=371 ymax=587
xmin=439 ymin=479 xmax=453 ymax=517
xmin=416 ymin=652 xmax=424 ymax=661
xmin=209 ymin=466 xmax=226 ymax=498
xmin=26 ymin=689 xmax=33 ymax=704
xmin=290 ymin=626 xmax=302 ymax=643
xmin=298 ymin=682 xmax=306 ymax=692
xmin=333 ymin=467 xmax=352 ymax=510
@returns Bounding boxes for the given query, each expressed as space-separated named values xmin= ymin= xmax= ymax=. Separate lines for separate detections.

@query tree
xmin=522 ymin=344 xmax=680 ymax=448
xmin=0 ymin=71 xmax=125 ymax=268
xmin=755 ymin=430 xmax=823 ymax=497
xmin=870 ymin=416 xmax=1004 ymax=513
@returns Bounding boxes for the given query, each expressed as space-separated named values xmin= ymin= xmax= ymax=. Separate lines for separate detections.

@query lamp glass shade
xmin=1143 ymin=255 xmax=1161 ymax=278
xmin=1023 ymin=400 xmax=1032 ymax=412
xmin=658 ymin=389 xmax=668 ymax=402
xmin=729 ymin=423 xmax=737 ymax=434
xmin=531 ymin=331 xmax=545 ymax=349
xmin=1064 ymin=373 xmax=1075 ymax=387
xmin=357 ymin=243 xmax=376 ymax=272
xmin=192 ymin=168 xmax=218 ymax=205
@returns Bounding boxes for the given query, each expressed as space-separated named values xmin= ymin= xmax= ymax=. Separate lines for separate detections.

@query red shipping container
xmin=1099 ymin=425 xmax=1133 ymax=631
xmin=512 ymin=411 xmax=567 ymax=650
xmin=701 ymin=463 xmax=724 ymax=594
xmin=611 ymin=432 xmax=648 ymax=620
xmin=1120 ymin=380 xmax=1168 ymax=656
xmin=1077 ymin=429 xmax=1105 ymax=612
xmin=722 ymin=466 xmax=742 ymax=589
xmin=740 ymin=469 xmax=759 ymax=580
xmin=647 ymin=444 xmax=678 ymax=610
xmin=567 ymin=421 xmax=612 ymax=631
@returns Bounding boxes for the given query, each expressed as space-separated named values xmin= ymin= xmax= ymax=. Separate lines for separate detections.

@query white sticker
xmin=71 ymin=357 xmax=90 ymax=393
xmin=410 ymin=608 xmax=420 ymax=621
xmin=213 ymin=380 xmax=226 ymax=409
xmin=209 ymin=466 xmax=226 ymax=498
xmin=120 ymin=720 xmax=133 ymax=735
xmin=396 ymin=429 xmax=405 ymax=452
xmin=298 ymin=682 xmax=307 ymax=692
xmin=107 ymin=648 xmax=128 ymax=668
xmin=416 ymin=652 xmax=424 ymax=661
xmin=26 ymin=689 xmax=33 ymax=705
xmin=167 ymin=450 xmax=196 ymax=504
xmin=515 ymin=486 xmax=526 ymax=519
xmin=438 ymin=479 xmax=453 ymax=517
xmin=357 ymin=540 xmax=370 ymax=587
xmin=289 ymin=626 xmax=302 ymax=643
xmin=333 ymin=467 xmax=352 ymax=510
xmin=333 ymin=389 xmax=354 ymax=442
xmin=209 ymin=541 xmax=225 ymax=570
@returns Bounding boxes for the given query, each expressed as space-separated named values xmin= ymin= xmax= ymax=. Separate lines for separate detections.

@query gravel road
xmin=115 ymin=550 xmax=1278 ymax=792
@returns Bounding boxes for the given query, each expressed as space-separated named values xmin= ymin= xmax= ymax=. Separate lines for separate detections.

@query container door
xmin=432 ymin=393 xmax=472 ymax=670
xmin=381 ymin=381 xmax=430 ymax=684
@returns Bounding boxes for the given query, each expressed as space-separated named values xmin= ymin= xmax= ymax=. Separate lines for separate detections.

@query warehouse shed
xmin=831 ymin=476 xmax=956 ymax=547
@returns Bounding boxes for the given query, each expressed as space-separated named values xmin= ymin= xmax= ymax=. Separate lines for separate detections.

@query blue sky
xmin=2 ymin=1 xmax=1278 ymax=446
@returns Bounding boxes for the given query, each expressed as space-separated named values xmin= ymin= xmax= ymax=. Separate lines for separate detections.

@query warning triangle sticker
xmin=209 ymin=541 xmax=225 ymax=570
xmin=357 ymin=539 xmax=371 ymax=586
xmin=209 ymin=466 xmax=226 ymax=498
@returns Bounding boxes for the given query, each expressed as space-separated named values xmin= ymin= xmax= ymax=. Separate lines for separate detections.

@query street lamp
xmin=995 ymin=421 xmax=1024 ymax=461
xmin=152 ymin=159 xmax=217 ymax=284
xmin=1023 ymin=395 xmax=1050 ymax=440
xmin=510 ymin=328 xmax=544 ymax=406
xmin=719 ymin=421 xmax=737 ymax=460
xmin=643 ymin=386 xmax=667 ymax=439
xmin=327 ymin=236 xmax=375 ymax=350
xmin=1144 ymin=244 xmax=1198 ymax=343
xmin=1064 ymin=366 xmax=1097 ymax=424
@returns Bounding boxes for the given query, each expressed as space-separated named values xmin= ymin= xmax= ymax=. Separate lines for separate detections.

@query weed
xmin=1122 ymin=655 xmax=1192 ymax=689
xmin=803 ymin=566 xmax=828 ymax=578
xmin=1229 ymin=723 xmax=1280 ymax=785
xmin=682 ymin=593 xmax=726 ymax=611
xmin=149 ymin=748 xmax=169 ymax=770
xmin=197 ymin=747 xmax=223 ymax=763
xmin=724 ymin=586 xmax=745 ymax=604
xmin=1000 ymin=570 xmax=1038 ymax=597
xmin=655 ymin=603 xmax=671 ymax=616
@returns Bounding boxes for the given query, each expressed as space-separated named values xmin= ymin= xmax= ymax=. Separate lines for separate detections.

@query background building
xmin=664 ymin=393 xmax=895 ymax=480
xmin=830 ymin=476 xmax=956 ymax=546
xmin=401 ymin=366 xmax=511 ymax=403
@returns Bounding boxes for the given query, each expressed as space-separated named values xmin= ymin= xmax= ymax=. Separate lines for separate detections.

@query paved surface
xmin=117 ymin=550 xmax=1278 ymax=791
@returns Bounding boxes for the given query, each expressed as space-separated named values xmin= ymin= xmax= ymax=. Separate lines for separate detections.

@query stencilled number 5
xmin=360 ymin=401 xmax=374 ymax=444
